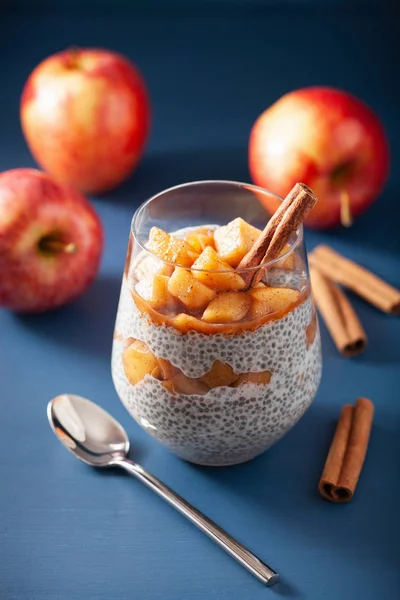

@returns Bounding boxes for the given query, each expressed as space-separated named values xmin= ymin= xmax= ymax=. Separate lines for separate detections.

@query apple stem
xmin=340 ymin=189 xmax=353 ymax=227
xmin=65 ymin=46 xmax=80 ymax=69
xmin=39 ymin=238 xmax=77 ymax=254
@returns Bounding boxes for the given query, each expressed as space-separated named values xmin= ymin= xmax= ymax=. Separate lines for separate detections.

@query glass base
xmin=179 ymin=451 xmax=266 ymax=468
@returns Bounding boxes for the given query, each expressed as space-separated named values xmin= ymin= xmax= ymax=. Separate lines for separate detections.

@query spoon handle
xmin=115 ymin=458 xmax=278 ymax=586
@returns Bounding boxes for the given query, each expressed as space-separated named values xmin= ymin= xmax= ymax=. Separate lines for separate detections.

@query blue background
xmin=0 ymin=3 xmax=399 ymax=600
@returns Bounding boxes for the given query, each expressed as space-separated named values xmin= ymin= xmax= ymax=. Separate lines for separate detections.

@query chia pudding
xmin=112 ymin=220 xmax=322 ymax=466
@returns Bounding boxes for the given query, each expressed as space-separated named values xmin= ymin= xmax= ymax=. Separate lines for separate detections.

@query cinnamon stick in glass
xmin=309 ymin=245 xmax=400 ymax=315
xmin=309 ymin=266 xmax=367 ymax=357
xmin=319 ymin=397 xmax=374 ymax=503
xmin=239 ymin=183 xmax=318 ymax=288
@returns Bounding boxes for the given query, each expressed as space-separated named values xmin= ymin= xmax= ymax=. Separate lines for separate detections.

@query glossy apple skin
xmin=249 ymin=87 xmax=390 ymax=229
xmin=0 ymin=169 xmax=103 ymax=312
xmin=20 ymin=48 xmax=150 ymax=195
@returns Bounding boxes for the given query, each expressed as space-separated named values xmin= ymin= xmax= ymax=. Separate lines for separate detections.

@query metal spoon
xmin=47 ymin=394 xmax=278 ymax=586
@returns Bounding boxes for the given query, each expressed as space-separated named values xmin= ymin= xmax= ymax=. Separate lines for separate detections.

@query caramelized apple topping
xmin=248 ymin=286 xmax=300 ymax=312
xmin=136 ymin=274 xmax=175 ymax=310
xmin=132 ymin=221 xmax=305 ymax=333
xmin=214 ymin=217 xmax=262 ymax=267
xmin=146 ymin=226 xmax=199 ymax=267
xmin=202 ymin=292 xmax=251 ymax=323
xmin=192 ymin=247 xmax=245 ymax=291
xmin=168 ymin=267 xmax=216 ymax=310
xmin=185 ymin=227 xmax=215 ymax=253
xmin=134 ymin=255 xmax=174 ymax=281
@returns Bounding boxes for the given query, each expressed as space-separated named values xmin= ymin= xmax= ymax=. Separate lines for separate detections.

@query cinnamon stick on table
xmin=319 ymin=397 xmax=374 ymax=503
xmin=309 ymin=245 xmax=400 ymax=315
xmin=239 ymin=183 xmax=318 ymax=288
xmin=309 ymin=266 xmax=367 ymax=357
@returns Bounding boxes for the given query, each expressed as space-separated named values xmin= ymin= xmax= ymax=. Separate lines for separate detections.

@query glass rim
xmin=130 ymin=179 xmax=303 ymax=273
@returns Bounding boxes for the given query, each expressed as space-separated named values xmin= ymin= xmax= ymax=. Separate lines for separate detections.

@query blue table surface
xmin=1 ymin=7 xmax=399 ymax=600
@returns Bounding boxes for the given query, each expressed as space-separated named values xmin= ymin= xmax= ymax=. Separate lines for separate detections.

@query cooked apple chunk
xmin=173 ymin=313 xmax=213 ymax=334
xmin=157 ymin=357 xmax=180 ymax=379
xmin=247 ymin=297 xmax=271 ymax=320
xmin=202 ymin=291 xmax=251 ymax=323
xmin=185 ymin=228 xmax=215 ymax=253
xmin=192 ymin=247 xmax=245 ymax=291
xmin=252 ymin=282 xmax=267 ymax=289
xmin=168 ymin=267 xmax=216 ymax=310
xmin=249 ymin=286 xmax=299 ymax=313
xmin=200 ymin=360 xmax=238 ymax=388
xmin=232 ymin=371 xmax=272 ymax=386
xmin=214 ymin=217 xmax=262 ymax=267
xmin=134 ymin=255 xmax=173 ymax=281
xmin=146 ymin=226 xmax=199 ymax=267
xmin=122 ymin=340 xmax=159 ymax=385
xmin=151 ymin=366 xmax=162 ymax=379
xmin=136 ymin=275 xmax=174 ymax=310
xmin=163 ymin=373 xmax=209 ymax=395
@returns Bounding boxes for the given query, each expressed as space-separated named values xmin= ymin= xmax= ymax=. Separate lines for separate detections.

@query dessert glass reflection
xmin=112 ymin=181 xmax=322 ymax=466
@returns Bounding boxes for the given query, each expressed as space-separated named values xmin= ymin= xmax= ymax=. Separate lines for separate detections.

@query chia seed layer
xmin=115 ymin=278 xmax=315 ymax=378
xmin=112 ymin=280 xmax=322 ymax=465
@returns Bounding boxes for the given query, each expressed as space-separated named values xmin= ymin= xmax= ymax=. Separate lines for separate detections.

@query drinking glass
xmin=112 ymin=180 xmax=322 ymax=466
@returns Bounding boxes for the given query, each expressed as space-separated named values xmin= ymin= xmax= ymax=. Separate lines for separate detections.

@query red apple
xmin=248 ymin=87 xmax=390 ymax=228
xmin=20 ymin=48 xmax=150 ymax=195
xmin=0 ymin=169 xmax=103 ymax=312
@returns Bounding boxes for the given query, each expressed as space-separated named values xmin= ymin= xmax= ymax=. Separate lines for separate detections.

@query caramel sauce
xmin=130 ymin=283 xmax=311 ymax=335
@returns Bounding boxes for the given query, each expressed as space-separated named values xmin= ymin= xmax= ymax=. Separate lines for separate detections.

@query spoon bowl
xmin=48 ymin=394 xmax=129 ymax=467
